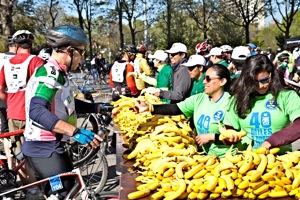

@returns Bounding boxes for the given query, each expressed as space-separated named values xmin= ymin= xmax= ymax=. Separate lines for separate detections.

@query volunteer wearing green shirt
xmin=224 ymin=54 xmax=300 ymax=154
xmin=136 ymin=64 xmax=233 ymax=157
xmin=182 ymin=54 xmax=206 ymax=96
xmin=128 ymin=50 xmax=173 ymax=103
xmin=207 ymin=47 xmax=228 ymax=68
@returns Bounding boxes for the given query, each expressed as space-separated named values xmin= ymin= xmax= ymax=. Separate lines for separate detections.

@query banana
xmin=249 ymin=180 xmax=265 ymax=190
xmin=254 ymin=147 xmax=267 ymax=154
xmin=163 ymin=179 xmax=186 ymax=200
xmin=205 ymin=175 xmax=218 ymax=191
xmin=187 ymin=192 xmax=198 ymax=200
xmin=249 ymin=170 xmax=262 ymax=183
xmin=225 ymin=145 xmax=242 ymax=163
xmin=292 ymin=171 xmax=300 ymax=189
xmin=253 ymin=184 xmax=269 ymax=195
xmin=268 ymin=190 xmax=288 ymax=198
xmin=222 ymin=190 xmax=233 ymax=198
xmin=269 ymin=147 xmax=280 ymax=154
xmin=209 ymin=193 xmax=220 ymax=199
xmin=205 ymin=161 xmax=220 ymax=171
xmin=256 ymin=154 xmax=268 ymax=173
xmin=193 ymin=169 xmax=207 ymax=179
xmin=238 ymin=152 xmax=253 ymax=174
xmin=197 ymin=192 xmax=209 ymax=200
xmin=235 ymin=188 xmax=245 ymax=197
xmin=163 ymin=167 xmax=175 ymax=178
xmin=289 ymin=187 xmax=300 ymax=196
xmin=248 ymin=192 xmax=256 ymax=199
xmin=213 ymin=161 xmax=236 ymax=176
xmin=221 ymin=175 xmax=235 ymax=191
xmin=162 ymin=149 xmax=189 ymax=157
xmin=151 ymin=189 xmax=164 ymax=200
xmin=283 ymin=185 xmax=292 ymax=193
xmin=184 ymin=163 xmax=204 ymax=179
xmin=261 ymin=170 xmax=276 ymax=181
xmin=175 ymin=162 xmax=189 ymax=179
xmin=127 ymin=188 xmax=151 ymax=199
xmin=238 ymin=179 xmax=250 ymax=190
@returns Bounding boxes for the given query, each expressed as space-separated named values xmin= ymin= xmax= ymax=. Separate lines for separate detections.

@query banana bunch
xmin=127 ymin=138 xmax=300 ymax=200
xmin=138 ymin=92 xmax=165 ymax=105
xmin=218 ymin=122 xmax=247 ymax=140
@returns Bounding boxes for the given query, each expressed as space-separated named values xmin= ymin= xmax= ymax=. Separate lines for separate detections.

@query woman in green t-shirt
xmin=224 ymin=54 xmax=300 ymax=154
xmin=136 ymin=64 xmax=233 ymax=157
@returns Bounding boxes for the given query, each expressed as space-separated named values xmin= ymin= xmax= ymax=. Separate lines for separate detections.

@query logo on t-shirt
xmin=265 ymin=99 xmax=278 ymax=110
xmin=213 ymin=110 xmax=224 ymax=121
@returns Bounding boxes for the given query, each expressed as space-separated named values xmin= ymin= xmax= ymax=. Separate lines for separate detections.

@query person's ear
xmin=220 ymin=78 xmax=227 ymax=87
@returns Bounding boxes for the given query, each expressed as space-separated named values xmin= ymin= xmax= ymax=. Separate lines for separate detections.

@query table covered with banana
xmin=112 ymin=94 xmax=298 ymax=200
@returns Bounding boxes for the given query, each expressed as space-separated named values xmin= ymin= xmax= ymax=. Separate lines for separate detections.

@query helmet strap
xmin=68 ymin=48 xmax=74 ymax=72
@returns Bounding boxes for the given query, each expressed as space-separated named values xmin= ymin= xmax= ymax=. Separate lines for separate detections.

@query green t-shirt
xmin=177 ymin=92 xmax=233 ymax=157
xmin=190 ymin=73 xmax=205 ymax=96
xmin=157 ymin=64 xmax=173 ymax=103
xmin=224 ymin=90 xmax=300 ymax=154
xmin=218 ymin=60 xmax=228 ymax=68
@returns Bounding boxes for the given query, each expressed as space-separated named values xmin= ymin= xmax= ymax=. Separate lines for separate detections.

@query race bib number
xmin=49 ymin=175 xmax=63 ymax=191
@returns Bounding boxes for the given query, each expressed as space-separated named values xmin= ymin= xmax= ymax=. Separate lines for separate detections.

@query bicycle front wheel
xmin=80 ymin=150 xmax=108 ymax=194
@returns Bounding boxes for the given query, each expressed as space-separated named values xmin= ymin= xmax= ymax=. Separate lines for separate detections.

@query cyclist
xmin=22 ymin=25 xmax=102 ymax=199
xmin=133 ymin=45 xmax=152 ymax=90
xmin=110 ymin=44 xmax=139 ymax=101
xmin=0 ymin=30 xmax=45 ymax=199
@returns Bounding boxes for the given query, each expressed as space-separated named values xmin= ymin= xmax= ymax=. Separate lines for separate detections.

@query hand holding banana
xmin=218 ymin=122 xmax=247 ymax=142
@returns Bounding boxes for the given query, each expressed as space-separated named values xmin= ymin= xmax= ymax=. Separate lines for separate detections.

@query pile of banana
xmin=112 ymin=96 xmax=300 ymax=200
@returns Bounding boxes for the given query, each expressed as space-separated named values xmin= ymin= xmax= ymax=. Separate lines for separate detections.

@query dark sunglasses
xmin=256 ymin=73 xmax=271 ymax=84
xmin=72 ymin=47 xmax=86 ymax=56
xmin=169 ymin=53 xmax=179 ymax=57
xmin=205 ymin=75 xmax=220 ymax=82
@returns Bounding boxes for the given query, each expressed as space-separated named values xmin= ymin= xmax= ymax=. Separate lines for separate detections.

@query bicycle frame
xmin=68 ymin=72 xmax=95 ymax=93
xmin=0 ymin=168 xmax=89 ymax=200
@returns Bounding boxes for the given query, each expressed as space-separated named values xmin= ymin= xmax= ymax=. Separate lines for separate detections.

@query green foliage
xmin=253 ymin=23 xmax=280 ymax=50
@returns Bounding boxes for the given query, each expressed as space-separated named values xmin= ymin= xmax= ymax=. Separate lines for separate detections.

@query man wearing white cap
xmin=228 ymin=46 xmax=250 ymax=78
xmin=130 ymin=50 xmax=173 ymax=103
xmin=182 ymin=54 xmax=207 ymax=96
xmin=150 ymin=42 xmax=192 ymax=103
xmin=207 ymin=47 xmax=228 ymax=68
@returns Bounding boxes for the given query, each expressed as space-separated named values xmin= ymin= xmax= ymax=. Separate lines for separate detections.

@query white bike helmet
xmin=220 ymin=45 xmax=233 ymax=53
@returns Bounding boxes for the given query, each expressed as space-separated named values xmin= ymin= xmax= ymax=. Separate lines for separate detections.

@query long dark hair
xmin=231 ymin=54 xmax=288 ymax=118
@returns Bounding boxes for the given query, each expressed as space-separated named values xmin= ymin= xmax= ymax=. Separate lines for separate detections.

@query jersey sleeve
xmin=177 ymin=94 xmax=199 ymax=118
xmin=126 ymin=63 xmax=139 ymax=95
xmin=140 ymin=59 xmax=152 ymax=76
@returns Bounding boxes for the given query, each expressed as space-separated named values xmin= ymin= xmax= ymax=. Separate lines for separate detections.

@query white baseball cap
xmin=148 ymin=50 xmax=168 ymax=62
xmin=165 ymin=42 xmax=188 ymax=54
xmin=182 ymin=55 xmax=206 ymax=67
xmin=205 ymin=47 xmax=222 ymax=57
xmin=232 ymin=46 xmax=251 ymax=60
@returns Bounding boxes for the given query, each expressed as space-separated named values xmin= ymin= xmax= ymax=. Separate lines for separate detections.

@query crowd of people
xmin=1 ymin=24 xmax=300 ymax=199
xmin=110 ymin=39 xmax=300 ymax=158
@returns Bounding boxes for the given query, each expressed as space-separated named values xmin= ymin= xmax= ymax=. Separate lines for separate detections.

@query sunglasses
xmin=205 ymin=75 xmax=220 ymax=82
xmin=169 ymin=53 xmax=179 ymax=57
xmin=72 ymin=47 xmax=86 ymax=56
xmin=256 ymin=73 xmax=272 ymax=84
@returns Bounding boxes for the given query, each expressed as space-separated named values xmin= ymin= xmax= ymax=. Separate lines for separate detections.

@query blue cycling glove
xmin=72 ymin=128 xmax=95 ymax=145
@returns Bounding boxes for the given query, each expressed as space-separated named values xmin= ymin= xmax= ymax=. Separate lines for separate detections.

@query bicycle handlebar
xmin=99 ymin=103 xmax=113 ymax=114
xmin=0 ymin=129 xmax=24 ymax=138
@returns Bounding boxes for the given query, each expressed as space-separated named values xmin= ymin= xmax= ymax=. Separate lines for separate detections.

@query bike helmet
xmin=12 ymin=30 xmax=34 ymax=44
xmin=46 ymin=25 xmax=89 ymax=48
xmin=38 ymin=48 xmax=52 ymax=60
xmin=195 ymin=42 xmax=209 ymax=54
xmin=204 ymin=38 xmax=213 ymax=45
xmin=137 ymin=45 xmax=147 ymax=54
xmin=220 ymin=45 xmax=233 ymax=53
xmin=278 ymin=53 xmax=289 ymax=62
xmin=123 ymin=44 xmax=137 ymax=53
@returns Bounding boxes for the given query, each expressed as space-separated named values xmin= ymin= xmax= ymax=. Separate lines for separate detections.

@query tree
xmin=219 ymin=0 xmax=268 ymax=43
xmin=180 ymin=0 xmax=219 ymax=40
xmin=0 ymin=0 xmax=17 ymax=35
xmin=267 ymin=0 xmax=300 ymax=40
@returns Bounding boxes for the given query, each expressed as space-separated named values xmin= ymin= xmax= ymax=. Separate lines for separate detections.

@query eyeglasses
xmin=169 ymin=53 xmax=179 ymax=57
xmin=205 ymin=75 xmax=220 ymax=82
xmin=72 ymin=47 xmax=86 ymax=56
xmin=256 ymin=73 xmax=272 ymax=85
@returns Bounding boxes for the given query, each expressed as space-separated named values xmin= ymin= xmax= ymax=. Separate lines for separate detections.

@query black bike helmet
xmin=46 ymin=25 xmax=89 ymax=48
xmin=123 ymin=44 xmax=137 ymax=54
xmin=278 ymin=53 xmax=289 ymax=62
xmin=12 ymin=30 xmax=34 ymax=44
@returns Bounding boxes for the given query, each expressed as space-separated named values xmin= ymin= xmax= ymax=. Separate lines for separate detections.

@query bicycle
xmin=0 ymin=103 xmax=114 ymax=199
xmin=0 ymin=165 xmax=119 ymax=200
xmin=68 ymin=72 xmax=95 ymax=94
